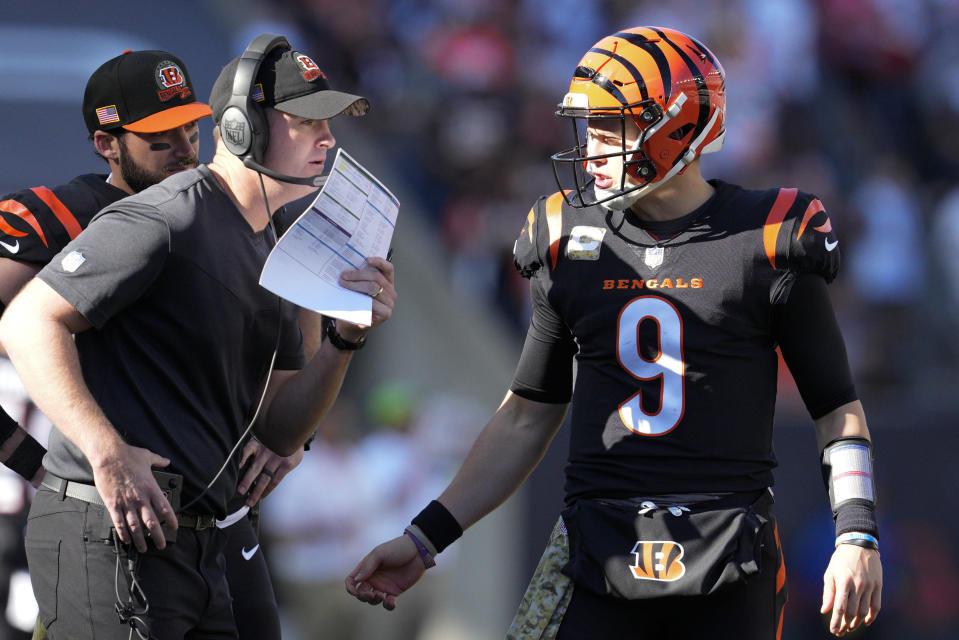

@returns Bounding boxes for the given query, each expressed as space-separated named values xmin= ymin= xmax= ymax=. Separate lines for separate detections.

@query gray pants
xmin=26 ymin=487 xmax=236 ymax=639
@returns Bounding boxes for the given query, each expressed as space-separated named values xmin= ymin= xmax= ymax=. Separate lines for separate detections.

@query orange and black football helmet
xmin=551 ymin=26 xmax=726 ymax=210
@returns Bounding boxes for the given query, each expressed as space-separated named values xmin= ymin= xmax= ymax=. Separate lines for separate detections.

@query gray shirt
xmin=38 ymin=165 xmax=305 ymax=516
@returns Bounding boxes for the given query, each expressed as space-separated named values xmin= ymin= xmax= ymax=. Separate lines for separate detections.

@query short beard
xmin=117 ymin=135 xmax=197 ymax=194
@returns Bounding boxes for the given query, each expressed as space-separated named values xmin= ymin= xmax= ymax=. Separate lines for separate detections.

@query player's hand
xmin=338 ymin=256 xmax=396 ymax=332
xmin=345 ymin=534 xmax=426 ymax=611
xmin=90 ymin=442 xmax=176 ymax=553
xmin=821 ymin=543 xmax=882 ymax=636
xmin=237 ymin=437 xmax=304 ymax=506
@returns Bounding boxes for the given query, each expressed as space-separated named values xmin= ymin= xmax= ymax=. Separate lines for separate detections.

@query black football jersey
xmin=0 ymin=174 xmax=127 ymax=264
xmin=511 ymin=179 xmax=841 ymax=500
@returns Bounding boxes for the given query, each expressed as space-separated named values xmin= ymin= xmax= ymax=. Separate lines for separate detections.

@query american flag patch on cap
xmin=96 ymin=105 xmax=120 ymax=125
xmin=252 ymin=83 xmax=264 ymax=102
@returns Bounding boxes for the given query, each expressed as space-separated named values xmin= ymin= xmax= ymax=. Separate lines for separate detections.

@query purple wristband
xmin=404 ymin=529 xmax=436 ymax=569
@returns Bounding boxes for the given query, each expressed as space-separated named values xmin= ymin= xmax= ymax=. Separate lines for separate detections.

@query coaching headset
xmin=218 ymin=33 xmax=327 ymax=187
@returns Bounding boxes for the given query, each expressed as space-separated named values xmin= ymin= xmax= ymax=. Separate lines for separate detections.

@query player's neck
xmin=105 ymin=162 xmax=136 ymax=196
xmin=629 ymin=163 xmax=714 ymax=222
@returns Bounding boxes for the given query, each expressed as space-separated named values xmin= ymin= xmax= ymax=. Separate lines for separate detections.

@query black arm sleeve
xmin=509 ymin=275 xmax=577 ymax=403
xmin=0 ymin=406 xmax=18 ymax=443
xmin=773 ymin=273 xmax=858 ymax=419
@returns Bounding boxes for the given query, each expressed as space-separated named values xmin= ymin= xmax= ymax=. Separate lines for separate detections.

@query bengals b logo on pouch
xmin=630 ymin=540 xmax=686 ymax=581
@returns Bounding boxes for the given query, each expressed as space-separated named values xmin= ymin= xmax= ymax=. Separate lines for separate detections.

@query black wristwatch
xmin=324 ymin=318 xmax=367 ymax=351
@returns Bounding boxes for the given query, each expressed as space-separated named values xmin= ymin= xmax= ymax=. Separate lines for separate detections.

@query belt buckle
xmin=195 ymin=515 xmax=216 ymax=531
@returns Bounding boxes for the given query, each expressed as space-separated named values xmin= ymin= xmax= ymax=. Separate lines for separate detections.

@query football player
xmin=346 ymin=26 xmax=881 ymax=638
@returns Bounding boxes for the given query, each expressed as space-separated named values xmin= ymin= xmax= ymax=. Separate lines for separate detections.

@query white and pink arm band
xmin=821 ymin=436 xmax=879 ymax=550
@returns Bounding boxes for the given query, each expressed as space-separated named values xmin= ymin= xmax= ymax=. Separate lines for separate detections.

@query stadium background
xmin=2 ymin=0 xmax=959 ymax=638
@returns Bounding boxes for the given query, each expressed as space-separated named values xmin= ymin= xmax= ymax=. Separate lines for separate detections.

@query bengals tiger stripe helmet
xmin=551 ymin=26 xmax=726 ymax=210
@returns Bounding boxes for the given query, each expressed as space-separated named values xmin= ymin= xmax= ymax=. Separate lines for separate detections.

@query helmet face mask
xmin=552 ymin=98 xmax=664 ymax=211
xmin=550 ymin=27 xmax=726 ymax=211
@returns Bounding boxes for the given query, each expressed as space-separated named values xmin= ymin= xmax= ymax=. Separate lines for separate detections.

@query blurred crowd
xmin=271 ymin=0 xmax=959 ymax=407
xmin=259 ymin=381 xmax=487 ymax=640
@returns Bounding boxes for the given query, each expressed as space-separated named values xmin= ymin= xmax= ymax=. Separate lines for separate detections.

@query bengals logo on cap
xmin=629 ymin=540 xmax=686 ymax=581
xmin=294 ymin=53 xmax=327 ymax=82
xmin=155 ymin=61 xmax=193 ymax=102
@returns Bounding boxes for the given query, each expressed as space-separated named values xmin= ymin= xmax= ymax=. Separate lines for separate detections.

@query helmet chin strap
xmin=595 ymin=184 xmax=645 ymax=212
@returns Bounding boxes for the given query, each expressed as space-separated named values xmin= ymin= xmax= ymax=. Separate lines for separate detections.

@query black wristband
xmin=5 ymin=434 xmax=46 ymax=481
xmin=835 ymin=499 xmax=879 ymax=539
xmin=324 ymin=317 xmax=366 ymax=351
xmin=412 ymin=500 xmax=463 ymax=553
xmin=0 ymin=406 xmax=18 ymax=442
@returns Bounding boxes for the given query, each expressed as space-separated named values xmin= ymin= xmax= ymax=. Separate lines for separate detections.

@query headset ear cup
xmin=221 ymin=34 xmax=289 ymax=165
xmin=219 ymin=105 xmax=253 ymax=158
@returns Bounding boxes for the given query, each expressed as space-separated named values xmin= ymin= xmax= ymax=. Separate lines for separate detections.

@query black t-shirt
xmin=510 ymin=180 xmax=855 ymax=502
xmin=38 ymin=165 xmax=305 ymax=517
xmin=0 ymin=174 xmax=128 ymax=264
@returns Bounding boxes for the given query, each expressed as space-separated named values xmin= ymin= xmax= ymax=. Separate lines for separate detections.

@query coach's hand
xmin=821 ymin=544 xmax=882 ymax=636
xmin=90 ymin=442 xmax=176 ymax=553
xmin=345 ymin=534 xmax=426 ymax=611
xmin=237 ymin=437 xmax=304 ymax=506
xmin=337 ymin=256 xmax=396 ymax=329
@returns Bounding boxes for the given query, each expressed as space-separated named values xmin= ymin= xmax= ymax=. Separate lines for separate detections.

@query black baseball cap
xmin=82 ymin=50 xmax=212 ymax=135
xmin=209 ymin=46 xmax=370 ymax=123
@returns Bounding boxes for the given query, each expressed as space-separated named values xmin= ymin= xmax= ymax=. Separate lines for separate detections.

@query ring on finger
xmin=260 ymin=468 xmax=276 ymax=479
xmin=371 ymin=285 xmax=384 ymax=299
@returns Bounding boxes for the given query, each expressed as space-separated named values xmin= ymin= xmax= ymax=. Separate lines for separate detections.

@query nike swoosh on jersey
xmin=825 ymin=238 xmax=838 ymax=251
xmin=0 ymin=239 xmax=19 ymax=254
xmin=241 ymin=544 xmax=260 ymax=561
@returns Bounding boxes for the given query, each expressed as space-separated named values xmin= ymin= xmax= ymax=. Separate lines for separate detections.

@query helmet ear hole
xmin=668 ymin=123 xmax=696 ymax=141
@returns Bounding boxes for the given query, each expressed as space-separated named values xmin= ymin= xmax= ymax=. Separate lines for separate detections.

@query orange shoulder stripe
xmin=0 ymin=198 xmax=47 ymax=246
xmin=524 ymin=207 xmax=535 ymax=243
xmin=31 ymin=187 xmax=83 ymax=239
xmin=763 ymin=188 xmax=798 ymax=269
xmin=544 ymin=192 xmax=566 ymax=269
xmin=796 ymin=198 xmax=825 ymax=240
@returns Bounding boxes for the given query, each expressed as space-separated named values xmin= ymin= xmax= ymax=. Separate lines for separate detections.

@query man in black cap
xmin=0 ymin=50 xmax=210 ymax=481
xmin=0 ymin=35 xmax=395 ymax=638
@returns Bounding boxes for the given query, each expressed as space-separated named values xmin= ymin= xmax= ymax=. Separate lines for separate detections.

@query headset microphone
xmin=242 ymin=156 xmax=327 ymax=188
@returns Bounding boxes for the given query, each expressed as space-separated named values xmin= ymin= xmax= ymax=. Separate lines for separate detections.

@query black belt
xmin=41 ymin=473 xmax=217 ymax=531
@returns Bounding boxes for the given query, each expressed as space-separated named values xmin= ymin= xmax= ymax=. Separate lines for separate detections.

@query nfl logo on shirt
xmin=61 ymin=250 xmax=86 ymax=273
xmin=644 ymin=246 xmax=664 ymax=269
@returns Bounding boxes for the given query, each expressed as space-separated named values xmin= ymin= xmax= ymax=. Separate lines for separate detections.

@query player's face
xmin=117 ymin=121 xmax=201 ymax=193
xmin=263 ymin=109 xmax=336 ymax=185
xmin=584 ymin=117 xmax=641 ymax=191
xmin=583 ymin=116 xmax=645 ymax=210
